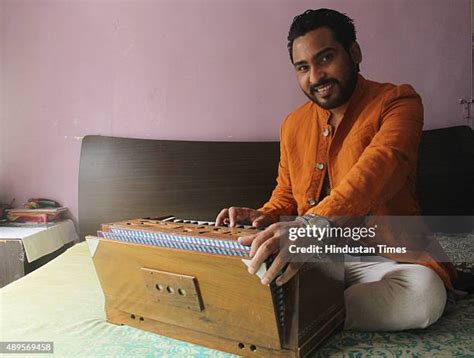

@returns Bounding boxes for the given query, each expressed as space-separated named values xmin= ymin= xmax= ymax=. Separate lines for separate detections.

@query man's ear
xmin=349 ymin=41 xmax=362 ymax=65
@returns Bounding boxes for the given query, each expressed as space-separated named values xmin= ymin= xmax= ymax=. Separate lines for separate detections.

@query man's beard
xmin=304 ymin=65 xmax=358 ymax=110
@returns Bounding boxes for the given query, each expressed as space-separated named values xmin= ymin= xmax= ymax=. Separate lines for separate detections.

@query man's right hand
xmin=215 ymin=207 xmax=278 ymax=228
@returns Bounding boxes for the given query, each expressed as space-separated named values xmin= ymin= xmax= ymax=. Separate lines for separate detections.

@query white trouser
xmin=343 ymin=260 xmax=447 ymax=331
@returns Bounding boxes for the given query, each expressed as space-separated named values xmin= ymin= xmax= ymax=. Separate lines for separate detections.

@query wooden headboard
xmin=78 ymin=126 xmax=474 ymax=238
xmin=78 ymin=135 xmax=280 ymax=239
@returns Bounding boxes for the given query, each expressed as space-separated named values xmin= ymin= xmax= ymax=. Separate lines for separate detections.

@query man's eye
xmin=296 ymin=65 xmax=309 ymax=72
xmin=320 ymin=53 xmax=334 ymax=63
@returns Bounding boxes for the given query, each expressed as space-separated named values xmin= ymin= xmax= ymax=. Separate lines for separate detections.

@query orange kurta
xmin=260 ymin=74 xmax=456 ymax=288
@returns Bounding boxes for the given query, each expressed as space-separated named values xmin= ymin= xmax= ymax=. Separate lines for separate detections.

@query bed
xmin=1 ymin=128 xmax=473 ymax=357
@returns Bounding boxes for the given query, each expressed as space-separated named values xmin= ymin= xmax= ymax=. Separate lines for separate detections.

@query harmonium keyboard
xmin=86 ymin=217 xmax=344 ymax=357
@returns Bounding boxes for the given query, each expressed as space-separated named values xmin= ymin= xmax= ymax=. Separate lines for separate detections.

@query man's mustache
xmin=310 ymin=79 xmax=338 ymax=94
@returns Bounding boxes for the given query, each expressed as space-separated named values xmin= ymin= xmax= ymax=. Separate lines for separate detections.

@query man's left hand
xmin=238 ymin=221 xmax=305 ymax=286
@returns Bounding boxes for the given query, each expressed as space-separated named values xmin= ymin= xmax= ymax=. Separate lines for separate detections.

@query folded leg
xmin=344 ymin=261 xmax=447 ymax=331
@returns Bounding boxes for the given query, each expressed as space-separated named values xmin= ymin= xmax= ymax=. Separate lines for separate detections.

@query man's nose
xmin=309 ymin=66 xmax=325 ymax=86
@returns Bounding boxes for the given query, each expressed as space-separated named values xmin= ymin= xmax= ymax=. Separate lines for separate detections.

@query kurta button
xmin=316 ymin=162 xmax=325 ymax=170
xmin=307 ymin=198 xmax=317 ymax=206
xmin=322 ymin=127 xmax=330 ymax=137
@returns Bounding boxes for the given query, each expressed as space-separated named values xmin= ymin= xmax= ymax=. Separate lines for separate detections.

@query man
xmin=216 ymin=9 xmax=455 ymax=331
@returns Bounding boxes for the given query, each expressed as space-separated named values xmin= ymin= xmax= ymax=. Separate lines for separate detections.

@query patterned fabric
xmin=436 ymin=233 xmax=474 ymax=273
xmin=315 ymin=294 xmax=474 ymax=357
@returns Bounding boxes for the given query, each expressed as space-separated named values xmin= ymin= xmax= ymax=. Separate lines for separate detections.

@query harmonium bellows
xmin=86 ymin=217 xmax=344 ymax=357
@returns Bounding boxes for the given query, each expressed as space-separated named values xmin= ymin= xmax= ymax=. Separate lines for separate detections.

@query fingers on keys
xmin=228 ymin=207 xmax=239 ymax=228
xmin=252 ymin=216 xmax=266 ymax=228
xmin=215 ymin=208 xmax=229 ymax=226
xmin=216 ymin=207 xmax=248 ymax=227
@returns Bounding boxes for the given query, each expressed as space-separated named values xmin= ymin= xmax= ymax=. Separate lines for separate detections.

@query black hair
xmin=287 ymin=9 xmax=357 ymax=63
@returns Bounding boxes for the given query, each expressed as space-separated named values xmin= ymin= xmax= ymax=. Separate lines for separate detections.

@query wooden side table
xmin=0 ymin=220 xmax=78 ymax=287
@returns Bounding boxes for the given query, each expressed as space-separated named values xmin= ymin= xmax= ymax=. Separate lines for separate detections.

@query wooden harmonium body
xmin=86 ymin=218 xmax=344 ymax=357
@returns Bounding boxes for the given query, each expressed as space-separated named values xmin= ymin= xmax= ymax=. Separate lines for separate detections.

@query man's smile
xmin=311 ymin=80 xmax=337 ymax=99
xmin=314 ymin=82 xmax=334 ymax=97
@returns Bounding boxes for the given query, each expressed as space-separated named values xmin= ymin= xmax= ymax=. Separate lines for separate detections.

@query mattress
xmin=1 ymin=240 xmax=473 ymax=357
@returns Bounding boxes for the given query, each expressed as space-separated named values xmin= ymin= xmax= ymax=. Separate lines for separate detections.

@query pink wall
xmin=0 ymin=0 xmax=5 ymax=203
xmin=0 ymin=0 xmax=471 ymax=221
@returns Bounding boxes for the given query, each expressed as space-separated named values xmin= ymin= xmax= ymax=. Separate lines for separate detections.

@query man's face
xmin=292 ymin=27 xmax=359 ymax=110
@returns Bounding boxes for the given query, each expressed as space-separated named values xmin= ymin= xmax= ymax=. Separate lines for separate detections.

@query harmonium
xmin=86 ymin=217 xmax=344 ymax=357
